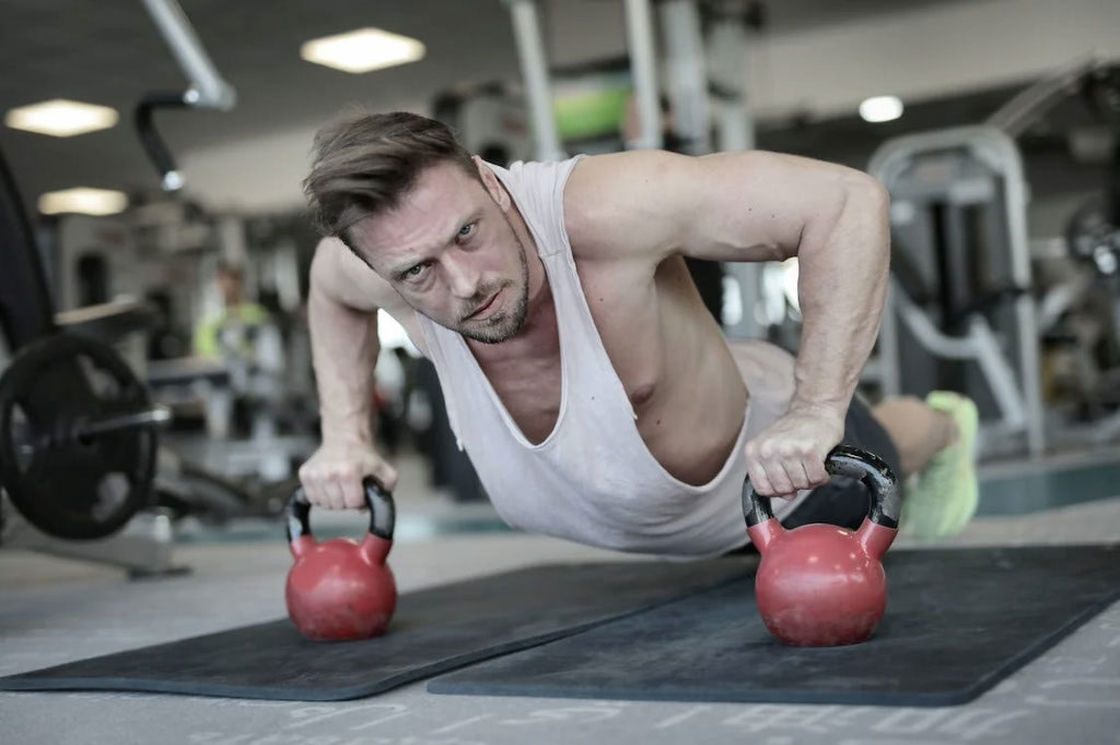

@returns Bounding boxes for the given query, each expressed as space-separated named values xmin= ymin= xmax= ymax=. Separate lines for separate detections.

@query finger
xmin=302 ymin=480 xmax=324 ymax=509
xmin=746 ymin=461 xmax=776 ymax=497
xmin=310 ymin=475 xmax=332 ymax=509
xmin=340 ymin=469 xmax=366 ymax=510
xmin=371 ymin=460 xmax=399 ymax=492
xmin=324 ymin=473 xmax=348 ymax=510
xmin=785 ymin=458 xmax=813 ymax=492
xmin=804 ymin=456 xmax=829 ymax=487
xmin=762 ymin=458 xmax=796 ymax=498
xmin=300 ymin=469 xmax=331 ymax=509
xmin=744 ymin=440 xmax=777 ymax=496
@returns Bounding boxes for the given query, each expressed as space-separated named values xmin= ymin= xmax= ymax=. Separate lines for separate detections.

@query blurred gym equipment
xmin=0 ymin=141 xmax=180 ymax=575
xmin=134 ymin=0 xmax=236 ymax=192
xmin=866 ymin=56 xmax=1120 ymax=459
xmin=868 ymin=125 xmax=1045 ymax=457
xmin=0 ymin=0 xmax=239 ymax=576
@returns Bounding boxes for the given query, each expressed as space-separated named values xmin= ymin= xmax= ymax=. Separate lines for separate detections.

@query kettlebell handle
xmin=286 ymin=478 xmax=396 ymax=544
xmin=742 ymin=444 xmax=901 ymax=529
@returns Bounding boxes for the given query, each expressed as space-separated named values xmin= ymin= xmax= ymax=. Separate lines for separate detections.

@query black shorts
xmin=727 ymin=396 xmax=902 ymax=555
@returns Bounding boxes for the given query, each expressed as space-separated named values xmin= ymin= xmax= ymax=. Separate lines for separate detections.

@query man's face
xmin=217 ymin=271 xmax=242 ymax=307
xmin=350 ymin=160 xmax=530 ymax=344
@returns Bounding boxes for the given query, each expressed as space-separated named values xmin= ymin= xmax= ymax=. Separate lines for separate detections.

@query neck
xmin=503 ymin=183 xmax=553 ymax=332
xmin=467 ymin=276 xmax=557 ymax=363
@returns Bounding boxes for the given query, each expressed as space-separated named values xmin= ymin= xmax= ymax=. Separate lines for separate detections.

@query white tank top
xmin=415 ymin=157 xmax=798 ymax=557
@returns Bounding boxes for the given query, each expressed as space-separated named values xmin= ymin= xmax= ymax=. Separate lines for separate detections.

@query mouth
xmin=464 ymin=290 xmax=500 ymax=321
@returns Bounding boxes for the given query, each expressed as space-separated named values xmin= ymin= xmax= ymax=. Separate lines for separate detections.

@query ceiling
xmin=0 ymin=0 xmax=1072 ymax=217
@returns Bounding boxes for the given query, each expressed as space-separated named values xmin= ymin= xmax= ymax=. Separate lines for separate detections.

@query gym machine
xmin=866 ymin=56 xmax=1120 ymax=459
xmin=868 ymin=126 xmax=1045 ymax=458
xmin=1041 ymin=62 xmax=1120 ymax=444
xmin=0 ymin=0 xmax=235 ymax=576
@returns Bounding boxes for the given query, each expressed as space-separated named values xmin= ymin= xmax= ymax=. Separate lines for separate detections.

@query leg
xmin=878 ymin=391 xmax=980 ymax=540
xmin=871 ymin=396 xmax=956 ymax=476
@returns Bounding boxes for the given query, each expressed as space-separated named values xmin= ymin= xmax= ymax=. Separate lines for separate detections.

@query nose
xmin=443 ymin=252 xmax=480 ymax=300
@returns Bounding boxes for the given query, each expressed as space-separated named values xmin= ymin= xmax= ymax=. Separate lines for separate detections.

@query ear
xmin=474 ymin=155 xmax=511 ymax=212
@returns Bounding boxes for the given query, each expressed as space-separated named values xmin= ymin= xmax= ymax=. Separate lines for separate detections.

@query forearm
xmin=791 ymin=181 xmax=890 ymax=418
xmin=308 ymin=280 xmax=379 ymax=445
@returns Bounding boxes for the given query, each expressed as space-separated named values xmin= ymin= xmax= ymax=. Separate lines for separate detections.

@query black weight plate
xmin=0 ymin=334 xmax=158 ymax=539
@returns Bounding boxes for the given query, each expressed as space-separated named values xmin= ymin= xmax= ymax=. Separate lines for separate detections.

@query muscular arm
xmin=566 ymin=150 xmax=890 ymax=495
xmin=566 ymin=149 xmax=890 ymax=418
xmin=786 ymin=164 xmax=889 ymax=417
xmin=301 ymin=237 xmax=416 ymax=506
xmin=308 ymin=237 xmax=381 ymax=445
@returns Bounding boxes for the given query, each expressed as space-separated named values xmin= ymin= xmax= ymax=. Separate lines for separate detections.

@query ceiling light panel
xmin=5 ymin=99 xmax=119 ymax=137
xmin=39 ymin=187 xmax=129 ymax=216
xmin=301 ymin=28 xmax=426 ymax=73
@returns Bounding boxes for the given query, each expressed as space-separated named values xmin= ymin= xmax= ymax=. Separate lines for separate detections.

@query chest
xmin=472 ymin=262 xmax=668 ymax=444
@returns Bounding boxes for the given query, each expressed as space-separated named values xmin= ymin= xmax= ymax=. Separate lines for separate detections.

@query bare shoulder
xmin=563 ymin=149 xmax=884 ymax=265
xmin=563 ymin=150 xmax=695 ymax=262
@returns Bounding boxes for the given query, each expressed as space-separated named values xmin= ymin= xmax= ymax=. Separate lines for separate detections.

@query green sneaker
xmin=901 ymin=390 xmax=980 ymax=539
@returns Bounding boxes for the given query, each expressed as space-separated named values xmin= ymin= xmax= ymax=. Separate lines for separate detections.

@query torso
xmin=358 ymin=168 xmax=751 ymax=488
xmin=469 ymin=251 xmax=748 ymax=486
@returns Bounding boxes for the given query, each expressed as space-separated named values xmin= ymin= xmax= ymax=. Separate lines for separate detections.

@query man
xmin=193 ymin=261 xmax=272 ymax=361
xmin=297 ymin=110 xmax=978 ymax=556
xmin=194 ymin=261 xmax=283 ymax=439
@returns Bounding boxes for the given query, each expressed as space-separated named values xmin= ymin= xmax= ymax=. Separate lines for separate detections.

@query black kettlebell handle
xmin=286 ymin=477 xmax=396 ymax=543
xmin=742 ymin=444 xmax=901 ymax=529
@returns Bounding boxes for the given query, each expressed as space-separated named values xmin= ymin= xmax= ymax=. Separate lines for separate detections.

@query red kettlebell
xmin=285 ymin=478 xmax=397 ymax=641
xmin=742 ymin=445 xmax=901 ymax=647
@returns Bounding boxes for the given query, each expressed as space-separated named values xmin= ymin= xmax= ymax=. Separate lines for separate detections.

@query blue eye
xmin=458 ymin=223 xmax=475 ymax=238
xmin=403 ymin=263 xmax=429 ymax=280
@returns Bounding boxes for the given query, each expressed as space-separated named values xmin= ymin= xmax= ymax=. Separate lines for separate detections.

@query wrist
xmin=320 ymin=419 xmax=373 ymax=447
xmin=788 ymin=398 xmax=848 ymax=424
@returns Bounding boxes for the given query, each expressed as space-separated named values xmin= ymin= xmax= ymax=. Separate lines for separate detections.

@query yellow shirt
xmin=193 ymin=303 xmax=271 ymax=359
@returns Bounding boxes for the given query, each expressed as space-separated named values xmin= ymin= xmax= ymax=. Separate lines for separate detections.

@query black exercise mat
xmin=429 ymin=545 xmax=1120 ymax=706
xmin=0 ymin=559 xmax=748 ymax=701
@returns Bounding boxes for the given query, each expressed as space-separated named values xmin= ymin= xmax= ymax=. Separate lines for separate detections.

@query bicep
xmin=565 ymin=150 xmax=868 ymax=264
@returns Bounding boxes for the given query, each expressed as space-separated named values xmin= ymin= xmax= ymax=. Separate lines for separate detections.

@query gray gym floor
xmin=3 ymin=448 xmax=1120 ymax=745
